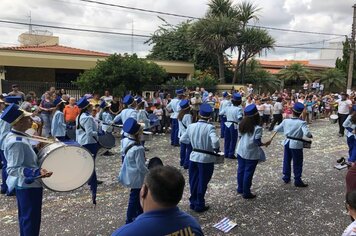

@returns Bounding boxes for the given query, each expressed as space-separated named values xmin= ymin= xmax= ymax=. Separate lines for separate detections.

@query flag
xmin=213 ymin=217 xmax=237 ymax=233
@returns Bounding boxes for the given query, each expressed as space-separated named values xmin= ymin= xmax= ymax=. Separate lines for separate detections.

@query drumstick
xmin=269 ymin=131 xmax=278 ymax=142
xmin=13 ymin=134 xmax=55 ymax=144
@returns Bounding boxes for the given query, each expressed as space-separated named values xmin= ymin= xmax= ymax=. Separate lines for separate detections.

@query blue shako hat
xmin=135 ymin=96 xmax=143 ymax=104
xmin=244 ymin=104 xmax=258 ymax=117
xmin=293 ymin=102 xmax=305 ymax=113
xmin=179 ymin=99 xmax=190 ymax=109
xmin=1 ymin=103 xmax=32 ymax=125
xmin=232 ymin=93 xmax=242 ymax=101
xmin=77 ymin=97 xmax=90 ymax=109
xmin=99 ymin=100 xmax=110 ymax=109
xmin=199 ymin=103 xmax=213 ymax=118
xmin=175 ymin=89 xmax=184 ymax=95
xmin=4 ymin=96 xmax=22 ymax=104
xmin=123 ymin=95 xmax=134 ymax=106
xmin=123 ymin=117 xmax=141 ymax=135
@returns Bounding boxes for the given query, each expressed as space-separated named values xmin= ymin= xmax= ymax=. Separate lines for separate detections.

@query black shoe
xmin=283 ymin=178 xmax=291 ymax=184
xmin=195 ymin=206 xmax=210 ymax=213
xmin=295 ymin=181 xmax=308 ymax=187
xmin=103 ymin=151 xmax=114 ymax=156
xmin=144 ymin=147 xmax=150 ymax=151
xmin=97 ymin=180 xmax=104 ymax=185
xmin=243 ymin=194 xmax=256 ymax=199
xmin=0 ymin=189 xmax=6 ymax=194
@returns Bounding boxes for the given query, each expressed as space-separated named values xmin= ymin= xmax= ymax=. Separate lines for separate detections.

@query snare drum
xmin=38 ymin=142 xmax=94 ymax=192
xmin=98 ymin=132 xmax=116 ymax=149
xmin=141 ymin=131 xmax=153 ymax=141
xmin=215 ymin=152 xmax=225 ymax=164
xmin=330 ymin=114 xmax=338 ymax=124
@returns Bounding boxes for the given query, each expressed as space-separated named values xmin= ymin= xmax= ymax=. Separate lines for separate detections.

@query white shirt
xmin=342 ymin=220 xmax=356 ymax=236
xmin=273 ymin=102 xmax=283 ymax=115
xmin=256 ymin=104 xmax=264 ymax=116
xmin=337 ymin=99 xmax=352 ymax=114
xmin=263 ymin=104 xmax=272 ymax=115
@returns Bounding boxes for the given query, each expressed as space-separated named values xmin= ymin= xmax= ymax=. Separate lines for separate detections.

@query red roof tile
xmin=0 ymin=44 xmax=110 ymax=57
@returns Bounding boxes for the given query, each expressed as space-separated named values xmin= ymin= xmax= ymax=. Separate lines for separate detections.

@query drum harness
xmin=77 ymin=113 xmax=99 ymax=142
xmin=190 ymin=121 xmax=220 ymax=157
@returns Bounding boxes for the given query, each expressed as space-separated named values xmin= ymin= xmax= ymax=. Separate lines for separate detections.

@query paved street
xmin=0 ymin=119 xmax=351 ymax=235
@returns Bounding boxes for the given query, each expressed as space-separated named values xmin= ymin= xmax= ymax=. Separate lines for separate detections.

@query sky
xmin=0 ymin=0 xmax=354 ymax=60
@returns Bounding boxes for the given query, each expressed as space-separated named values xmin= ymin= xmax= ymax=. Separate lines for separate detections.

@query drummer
xmin=100 ymin=100 xmax=114 ymax=134
xmin=113 ymin=95 xmax=138 ymax=130
xmin=274 ymin=102 xmax=313 ymax=187
xmin=136 ymin=96 xmax=150 ymax=151
xmin=0 ymin=97 xmax=13 ymax=195
xmin=178 ymin=99 xmax=192 ymax=169
xmin=51 ymin=97 xmax=69 ymax=142
xmin=179 ymin=104 xmax=220 ymax=213
xmin=1 ymin=103 xmax=52 ymax=235
xmin=343 ymin=105 xmax=356 ymax=161
xmin=118 ymin=117 xmax=148 ymax=224
xmin=167 ymin=89 xmax=184 ymax=147
xmin=76 ymin=97 xmax=101 ymax=203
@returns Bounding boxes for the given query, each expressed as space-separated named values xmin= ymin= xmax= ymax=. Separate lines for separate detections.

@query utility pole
xmin=347 ymin=4 xmax=356 ymax=94
xmin=131 ymin=19 xmax=134 ymax=54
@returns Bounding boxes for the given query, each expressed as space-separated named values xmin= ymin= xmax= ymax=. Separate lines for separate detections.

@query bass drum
xmin=38 ymin=141 xmax=94 ymax=192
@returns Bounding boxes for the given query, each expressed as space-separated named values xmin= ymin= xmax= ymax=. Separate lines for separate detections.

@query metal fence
xmin=1 ymin=80 xmax=83 ymax=99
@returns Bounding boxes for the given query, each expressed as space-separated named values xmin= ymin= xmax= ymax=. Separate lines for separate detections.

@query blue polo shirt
xmin=112 ymin=207 xmax=204 ymax=236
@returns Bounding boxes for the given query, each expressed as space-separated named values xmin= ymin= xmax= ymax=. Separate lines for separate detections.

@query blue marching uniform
xmin=274 ymin=103 xmax=312 ymax=186
xmin=113 ymin=95 xmax=138 ymax=138
xmin=218 ymin=92 xmax=231 ymax=138
xmin=1 ymin=104 xmax=45 ymax=236
xmin=0 ymin=118 xmax=11 ymax=194
xmin=118 ymin=118 xmax=148 ymax=224
xmin=180 ymin=104 xmax=219 ymax=212
xmin=51 ymin=110 xmax=67 ymax=141
xmin=224 ymin=93 xmax=243 ymax=159
xmin=137 ymin=107 xmax=150 ymax=147
xmin=101 ymin=111 xmax=114 ymax=133
xmin=76 ymin=97 xmax=99 ymax=204
xmin=178 ymin=100 xmax=193 ymax=169
xmin=167 ymin=89 xmax=183 ymax=146
xmin=343 ymin=107 xmax=356 ymax=162
xmin=235 ymin=104 xmax=266 ymax=198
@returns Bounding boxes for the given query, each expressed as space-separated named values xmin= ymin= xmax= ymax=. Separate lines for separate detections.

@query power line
xmin=78 ymin=0 xmax=347 ymax=37
xmin=0 ymin=19 xmax=344 ymax=50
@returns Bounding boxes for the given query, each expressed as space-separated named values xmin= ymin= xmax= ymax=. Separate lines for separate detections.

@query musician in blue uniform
xmin=76 ymin=97 xmax=100 ymax=203
xmin=178 ymin=99 xmax=192 ymax=169
xmin=236 ymin=104 xmax=271 ymax=199
xmin=51 ymin=97 xmax=69 ymax=141
xmin=343 ymin=105 xmax=356 ymax=162
xmin=0 ymin=97 xmax=12 ymax=195
xmin=119 ymin=118 xmax=148 ymax=224
xmin=180 ymin=104 xmax=220 ymax=212
xmin=100 ymin=100 xmax=114 ymax=134
xmin=2 ymin=103 xmax=52 ymax=236
xmin=218 ymin=91 xmax=231 ymax=138
xmin=274 ymin=102 xmax=312 ymax=187
xmin=113 ymin=95 xmax=138 ymax=127
xmin=167 ymin=89 xmax=184 ymax=146
xmin=112 ymin=166 xmax=203 ymax=236
xmin=224 ymin=93 xmax=243 ymax=159
xmin=136 ymin=96 xmax=150 ymax=151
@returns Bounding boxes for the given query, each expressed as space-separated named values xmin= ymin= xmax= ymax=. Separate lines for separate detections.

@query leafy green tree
xmin=277 ymin=63 xmax=313 ymax=89
xmin=76 ymin=54 xmax=167 ymax=96
xmin=320 ymin=68 xmax=346 ymax=92
xmin=336 ymin=38 xmax=356 ymax=86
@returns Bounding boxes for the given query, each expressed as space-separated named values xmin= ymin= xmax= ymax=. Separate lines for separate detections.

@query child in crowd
xmin=153 ymin=103 xmax=164 ymax=134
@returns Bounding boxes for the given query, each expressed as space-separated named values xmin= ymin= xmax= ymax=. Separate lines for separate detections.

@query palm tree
xmin=232 ymin=1 xmax=261 ymax=84
xmin=277 ymin=63 xmax=313 ymax=89
xmin=190 ymin=15 xmax=239 ymax=83
xmin=320 ymin=68 xmax=346 ymax=91
xmin=207 ymin=0 xmax=238 ymax=18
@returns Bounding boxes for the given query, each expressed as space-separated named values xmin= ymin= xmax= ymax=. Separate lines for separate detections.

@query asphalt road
xmin=0 ymin=119 xmax=351 ymax=236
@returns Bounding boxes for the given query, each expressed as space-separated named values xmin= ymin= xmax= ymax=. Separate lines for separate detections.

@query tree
xmin=76 ymin=54 xmax=167 ymax=96
xmin=244 ymin=59 xmax=280 ymax=93
xmin=320 ymin=68 xmax=346 ymax=92
xmin=336 ymin=38 xmax=356 ymax=86
xmin=277 ymin=63 xmax=313 ymax=89
xmin=190 ymin=15 xmax=239 ymax=83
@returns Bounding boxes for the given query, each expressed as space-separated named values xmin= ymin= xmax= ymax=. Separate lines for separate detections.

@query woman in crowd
xmin=39 ymin=91 xmax=55 ymax=137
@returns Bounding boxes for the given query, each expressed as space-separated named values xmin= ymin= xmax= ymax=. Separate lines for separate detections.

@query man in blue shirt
xmin=112 ymin=166 xmax=203 ymax=236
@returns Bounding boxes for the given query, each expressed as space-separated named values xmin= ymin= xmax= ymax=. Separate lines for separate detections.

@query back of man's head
xmin=145 ymin=166 xmax=185 ymax=207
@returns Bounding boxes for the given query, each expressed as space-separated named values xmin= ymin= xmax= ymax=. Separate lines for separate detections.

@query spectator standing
xmin=20 ymin=94 xmax=33 ymax=112
xmin=303 ymin=81 xmax=309 ymax=93
xmin=89 ymin=92 xmax=101 ymax=106
xmin=269 ymin=97 xmax=283 ymax=131
xmin=8 ymin=84 xmax=25 ymax=101
xmin=39 ymin=91 xmax=55 ymax=137
xmin=101 ymin=90 xmax=113 ymax=103
xmin=191 ymin=92 xmax=202 ymax=122
xmin=336 ymin=92 xmax=352 ymax=137
xmin=63 ymin=97 xmax=80 ymax=126
xmin=213 ymin=93 xmax=220 ymax=122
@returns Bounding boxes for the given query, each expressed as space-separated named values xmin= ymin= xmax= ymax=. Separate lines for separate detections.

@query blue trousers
xmin=16 ymin=187 xmax=43 ymax=236
xmin=180 ymin=143 xmax=192 ymax=168
xmin=219 ymin=116 xmax=227 ymax=138
xmin=283 ymin=143 xmax=304 ymax=184
xmin=83 ymin=143 xmax=99 ymax=204
xmin=237 ymin=155 xmax=259 ymax=197
xmin=170 ymin=118 xmax=179 ymax=145
xmin=189 ymin=161 xmax=214 ymax=211
xmin=1 ymin=149 xmax=8 ymax=193
xmin=224 ymin=125 xmax=238 ymax=158
xmin=347 ymin=136 xmax=355 ymax=159
xmin=126 ymin=188 xmax=143 ymax=224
